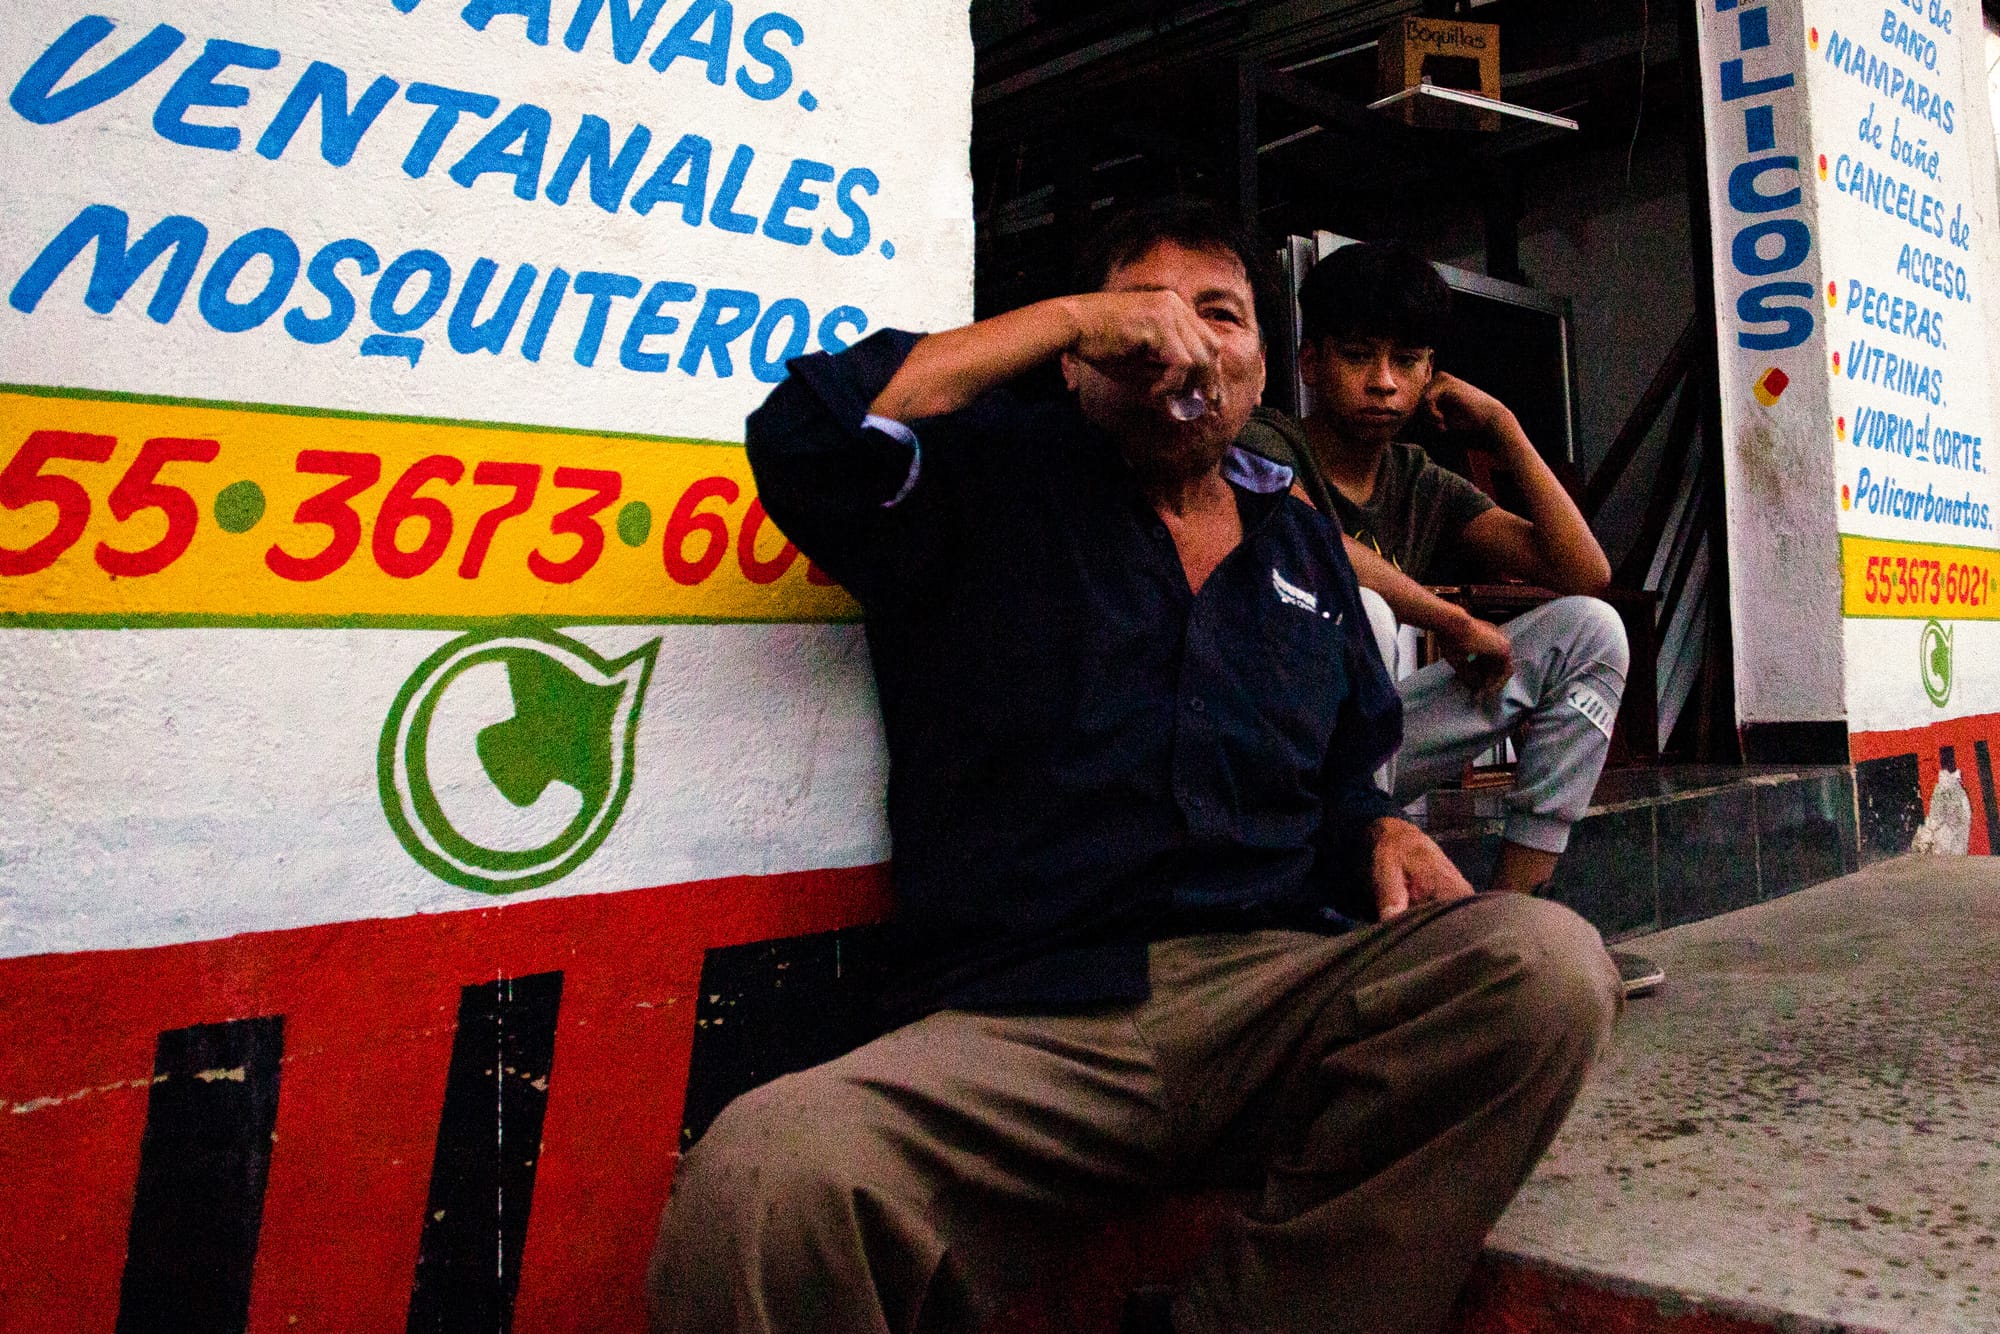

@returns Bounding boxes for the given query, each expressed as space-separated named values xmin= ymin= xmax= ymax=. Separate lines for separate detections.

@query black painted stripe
xmin=1975 ymin=740 xmax=2000 ymax=855
xmin=679 ymin=925 xmax=891 ymax=1151
xmin=406 ymin=971 xmax=564 ymax=1334
xmin=116 ymin=1015 xmax=286 ymax=1334
xmin=1856 ymin=752 xmax=1923 ymax=857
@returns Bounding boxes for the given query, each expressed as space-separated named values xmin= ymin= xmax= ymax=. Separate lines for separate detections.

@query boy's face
xmin=1300 ymin=334 xmax=1434 ymax=445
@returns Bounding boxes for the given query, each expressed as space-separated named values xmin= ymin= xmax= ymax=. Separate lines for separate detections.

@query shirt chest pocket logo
xmin=1271 ymin=567 xmax=1329 ymax=617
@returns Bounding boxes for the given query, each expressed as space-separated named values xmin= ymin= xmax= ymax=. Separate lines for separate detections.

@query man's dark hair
xmin=1297 ymin=241 xmax=1452 ymax=349
xmin=1072 ymin=195 xmax=1276 ymax=332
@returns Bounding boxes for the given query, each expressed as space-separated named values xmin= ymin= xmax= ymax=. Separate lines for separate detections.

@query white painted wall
xmin=1808 ymin=0 xmax=2000 ymax=736
xmin=0 ymin=1 xmax=974 ymax=959
xmin=0 ymin=624 xmax=888 ymax=956
xmin=1695 ymin=0 xmax=2000 ymax=735
xmin=0 ymin=0 xmax=973 ymax=442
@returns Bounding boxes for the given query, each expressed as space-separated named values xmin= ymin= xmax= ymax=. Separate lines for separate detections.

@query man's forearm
xmin=867 ymin=299 xmax=1081 ymax=423
xmin=1490 ymin=414 xmax=1610 ymax=594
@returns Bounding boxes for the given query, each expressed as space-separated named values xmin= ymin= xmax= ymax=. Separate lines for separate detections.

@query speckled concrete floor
xmin=1489 ymin=854 xmax=2000 ymax=1333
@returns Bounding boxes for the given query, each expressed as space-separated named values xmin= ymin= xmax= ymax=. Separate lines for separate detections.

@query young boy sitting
xmin=1240 ymin=240 xmax=1661 ymax=995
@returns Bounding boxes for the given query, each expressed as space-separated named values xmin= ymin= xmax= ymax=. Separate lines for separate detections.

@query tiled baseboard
xmin=1426 ymin=766 xmax=1862 ymax=941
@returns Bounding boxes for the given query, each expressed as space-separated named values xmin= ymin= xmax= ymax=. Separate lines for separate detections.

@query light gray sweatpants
xmin=1359 ymin=592 xmax=1630 ymax=855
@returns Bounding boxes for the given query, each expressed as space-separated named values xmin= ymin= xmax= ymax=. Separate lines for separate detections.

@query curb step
xmin=1447 ymin=1253 xmax=1858 ymax=1334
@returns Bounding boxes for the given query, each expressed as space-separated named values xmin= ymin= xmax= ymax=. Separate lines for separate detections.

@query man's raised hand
xmin=1061 ymin=289 xmax=1220 ymax=397
xmin=1369 ymin=816 xmax=1476 ymax=920
xmin=870 ymin=289 xmax=1219 ymax=424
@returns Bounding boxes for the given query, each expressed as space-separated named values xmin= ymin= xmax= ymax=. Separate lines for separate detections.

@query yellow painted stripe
xmin=1841 ymin=534 xmax=2000 ymax=620
xmin=0 ymin=391 xmax=856 ymax=627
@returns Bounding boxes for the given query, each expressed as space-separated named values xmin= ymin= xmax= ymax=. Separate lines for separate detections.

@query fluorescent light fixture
xmin=1367 ymin=80 xmax=1580 ymax=131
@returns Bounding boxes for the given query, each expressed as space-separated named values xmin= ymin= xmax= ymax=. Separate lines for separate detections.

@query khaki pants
xmin=648 ymin=893 xmax=1619 ymax=1334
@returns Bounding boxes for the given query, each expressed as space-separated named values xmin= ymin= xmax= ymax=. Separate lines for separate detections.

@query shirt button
xmin=1188 ymin=697 xmax=1206 ymax=714
xmin=1153 ymin=525 xmax=1169 ymax=540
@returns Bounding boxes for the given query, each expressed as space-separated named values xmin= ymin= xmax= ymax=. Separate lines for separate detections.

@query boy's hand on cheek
xmin=1422 ymin=372 xmax=1513 ymax=438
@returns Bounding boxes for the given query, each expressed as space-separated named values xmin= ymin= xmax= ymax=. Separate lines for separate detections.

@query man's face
xmin=1300 ymin=335 xmax=1434 ymax=445
xmin=1064 ymin=240 xmax=1266 ymax=482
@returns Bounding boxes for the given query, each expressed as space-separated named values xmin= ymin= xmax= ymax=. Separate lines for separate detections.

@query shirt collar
xmin=1220 ymin=446 xmax=1294 ymax=494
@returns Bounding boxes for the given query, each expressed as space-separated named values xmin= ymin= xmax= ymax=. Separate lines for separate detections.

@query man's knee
xmin=1475 ymin=895 xmax=1621 ymax=1055
xmin=668 ymin=1070 xmax=873 ymax=1228
xmin=648 ymin=1071 xmax=880 ymax=1324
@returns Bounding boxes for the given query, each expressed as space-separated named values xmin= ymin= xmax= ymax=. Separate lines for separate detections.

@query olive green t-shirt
xmin=1237 ymin=407 xmax=1495 ymax=583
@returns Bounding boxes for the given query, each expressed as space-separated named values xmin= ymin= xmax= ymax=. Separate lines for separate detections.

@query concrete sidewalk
xmin=1462 ymin=854 xmax=2000 ymax=1333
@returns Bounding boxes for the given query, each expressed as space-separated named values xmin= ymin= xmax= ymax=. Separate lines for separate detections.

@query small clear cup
xmin=1164 ymin=387 xmax=1210 ymax=421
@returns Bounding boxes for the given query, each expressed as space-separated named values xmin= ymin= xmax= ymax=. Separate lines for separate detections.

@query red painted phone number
xmin=1860 ymin=553 xmax=1992 ymax=608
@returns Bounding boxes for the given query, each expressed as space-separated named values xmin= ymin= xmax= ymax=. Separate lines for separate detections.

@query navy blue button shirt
xmin=748 ymin=330 xmax=1402 ymax=1017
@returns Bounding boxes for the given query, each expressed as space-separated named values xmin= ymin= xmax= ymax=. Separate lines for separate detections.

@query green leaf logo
xmin=379 ymin=627 xmax=660 ymax=894
xmin=1920 ymin=619 xmax=1952 ymax=709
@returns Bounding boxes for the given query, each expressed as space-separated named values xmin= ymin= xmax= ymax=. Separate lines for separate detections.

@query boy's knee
xmin=1553 ymin=595 xmax=1628 ymax=677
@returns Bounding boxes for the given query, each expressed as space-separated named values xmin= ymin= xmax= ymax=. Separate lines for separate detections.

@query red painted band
xmin=0 ymin=863 xmax=890 ymax=1334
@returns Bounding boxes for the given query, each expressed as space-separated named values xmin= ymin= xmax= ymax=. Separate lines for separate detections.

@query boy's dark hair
xmin=1297 ymin=241 xmax=1452 ymax=349
xmin=1072 ymin=196 xmax=1276 ymax=334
